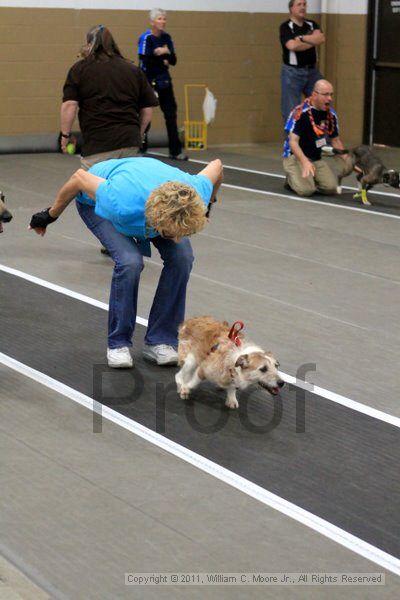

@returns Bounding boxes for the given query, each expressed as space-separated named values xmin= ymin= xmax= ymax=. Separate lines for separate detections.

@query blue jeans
xmin=281 ymin=64 xmax=323 ymax=123
xmin=76 ymin=202 xmax=194 ymax=349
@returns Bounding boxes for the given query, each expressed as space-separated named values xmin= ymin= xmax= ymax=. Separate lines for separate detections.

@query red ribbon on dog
xmin=228 ymin=321 xmax=244 ymax=347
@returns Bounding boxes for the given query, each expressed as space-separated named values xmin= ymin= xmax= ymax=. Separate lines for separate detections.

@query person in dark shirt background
xmin=61 ymin=25 xmax=158 ymax=169
xmin=138 ymin=8 xmax=188 ymax=160
xmin=280 ymin=0 xmax=325 ymax=123
xmin=61 ymin=25 xmax=159 ymax=256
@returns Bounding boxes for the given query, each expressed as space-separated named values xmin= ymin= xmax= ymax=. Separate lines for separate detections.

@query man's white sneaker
xmin=142 ymin=344 xmax=178 ymax=366
xmin=107 ymin=347 xmax=133 ymax=368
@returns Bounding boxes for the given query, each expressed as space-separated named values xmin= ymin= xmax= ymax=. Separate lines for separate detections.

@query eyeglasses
xmin=314 ymin=91 xmax=334 ymax=97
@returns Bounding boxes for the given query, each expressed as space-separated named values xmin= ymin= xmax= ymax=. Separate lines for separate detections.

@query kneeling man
xmin=283 ymin=79 xmax=352 ymax=196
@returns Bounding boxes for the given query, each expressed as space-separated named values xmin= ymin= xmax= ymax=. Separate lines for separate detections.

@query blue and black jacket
xmin=138 ymin=30 xmax=177 ymax=88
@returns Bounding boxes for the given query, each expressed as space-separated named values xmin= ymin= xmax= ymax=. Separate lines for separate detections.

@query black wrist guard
xmin=205 ymin=196 xmax=217 ymax=219
xmin=30 ymin=208 xmax=58 ymax=229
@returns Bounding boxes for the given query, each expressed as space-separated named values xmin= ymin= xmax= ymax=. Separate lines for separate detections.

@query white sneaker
xmin=169 ymin=153 xmax=188 ymax=161
xmin=107 ymin=347 xmax=133 ymax=368
xmin=142 ymin=344 xmax=178 ymax=366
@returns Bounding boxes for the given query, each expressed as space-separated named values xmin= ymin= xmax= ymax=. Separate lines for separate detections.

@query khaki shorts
xmin=80 ymin=146 xmax=139 ymax=171
xmin=283 ymin=154 xmax=353 ymax=197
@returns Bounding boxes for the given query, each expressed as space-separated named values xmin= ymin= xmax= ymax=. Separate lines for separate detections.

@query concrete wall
xmin=320 ymin=13 xmax=368 ymax=145
xmin=0 ymin=6 xmax=367 ymax=146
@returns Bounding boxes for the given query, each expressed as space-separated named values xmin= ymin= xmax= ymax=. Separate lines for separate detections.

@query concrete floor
xmin=0 ymin=146 xmax=399 ymax=598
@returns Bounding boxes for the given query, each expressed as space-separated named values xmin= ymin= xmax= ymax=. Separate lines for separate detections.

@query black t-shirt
xmin=293 ymin=108 xmax=338 ymax=161
xmin=63 ymin=55 xmax=159 ymax=156
xmin=280 ymin=19 xmax=320 ymax=67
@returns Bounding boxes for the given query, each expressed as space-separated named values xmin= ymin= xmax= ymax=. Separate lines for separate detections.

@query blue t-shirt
xmin=76 ymin=157 xmax=213 ymax=240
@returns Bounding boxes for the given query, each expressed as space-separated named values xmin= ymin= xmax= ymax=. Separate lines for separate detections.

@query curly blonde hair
xmin=145 ymin=181 xmax=207 ymax=238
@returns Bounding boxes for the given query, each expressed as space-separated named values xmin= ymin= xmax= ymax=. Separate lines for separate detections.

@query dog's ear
xmin=235 ymin=354 xmax=249 ymax=369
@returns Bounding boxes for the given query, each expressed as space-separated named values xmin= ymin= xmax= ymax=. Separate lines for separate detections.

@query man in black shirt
xmin=280 ymin=0 xmax=325 ymax=123
xmin=283 ymin=79 xmax=352 ymax=196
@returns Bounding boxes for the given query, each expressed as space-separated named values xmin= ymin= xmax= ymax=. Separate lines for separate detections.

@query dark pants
xmin=281 ymin=64 xmax=323 ymax=124
xmin=142 ymin=83 xmax=182 ymax=156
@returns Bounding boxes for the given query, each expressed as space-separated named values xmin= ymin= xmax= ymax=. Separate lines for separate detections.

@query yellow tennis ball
xmin=66 ymin=142 xmax=76 ymax=155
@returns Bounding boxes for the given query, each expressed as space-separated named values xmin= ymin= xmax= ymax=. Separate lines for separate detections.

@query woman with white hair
xmin=138 ymin=8 xmax=187 ymax=160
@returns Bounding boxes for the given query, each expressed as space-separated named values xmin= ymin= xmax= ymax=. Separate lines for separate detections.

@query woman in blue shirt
xmin=29 ymin=157 xmax=223 ymax=368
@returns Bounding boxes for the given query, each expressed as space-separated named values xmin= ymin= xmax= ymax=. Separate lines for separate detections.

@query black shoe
xmin=100 ymin=246 xmax=110 ymax=256
xmin=169 ymin=153 xmax=188 ymax=161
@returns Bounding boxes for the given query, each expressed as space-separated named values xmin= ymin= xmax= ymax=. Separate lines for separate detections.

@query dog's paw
xmin=353 ymin=191 xmax=371 ymax=206
xmin=225 ymin=398 xmax=239 ymax=409
xmin=179 ymin=387 xmax=190 ymax=400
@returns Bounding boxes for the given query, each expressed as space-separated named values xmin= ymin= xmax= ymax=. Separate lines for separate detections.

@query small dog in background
xmin=0 ymin=191 xmax=12 ymax=233
xmin=323 ymin=145 xmax=400 ymax=205
xmin=176 ymin=316 xmax=284 ymax=409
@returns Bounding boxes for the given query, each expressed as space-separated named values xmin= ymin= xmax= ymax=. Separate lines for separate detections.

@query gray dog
xmin=323 ymin=145 xmax=400 ymax=205
xmin=0 ymin=191 xmax=12 ymax=233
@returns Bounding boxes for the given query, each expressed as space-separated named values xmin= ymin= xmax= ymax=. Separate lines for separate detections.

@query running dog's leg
xmin=353 ymin=184 xmax=371 ymax=205
xmin=353 ymin=177 xmax=371 ymax=205
xmin=360 ymin=187 xmax=371 ymax=205
xmin=225 ymin=385 xmax=239 ymax=409
xmin=175 ymin=352 xmax=197 ymax=396
xmin=179 ymin=368 xmax=203 ymax=400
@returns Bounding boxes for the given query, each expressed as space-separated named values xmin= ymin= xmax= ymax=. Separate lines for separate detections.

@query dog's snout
xmin=1 ymin=209 xmax=12 ymax=223
xmin=278 ymin=380 xmax=285 ymax=388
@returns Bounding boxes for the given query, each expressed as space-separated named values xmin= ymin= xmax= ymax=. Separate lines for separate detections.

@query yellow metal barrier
xmin=184 ymin=84 xmax=207 ymax=150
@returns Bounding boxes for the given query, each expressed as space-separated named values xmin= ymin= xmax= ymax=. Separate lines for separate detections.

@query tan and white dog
xmin=176 ymin=316 xmax=284 ymax=409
